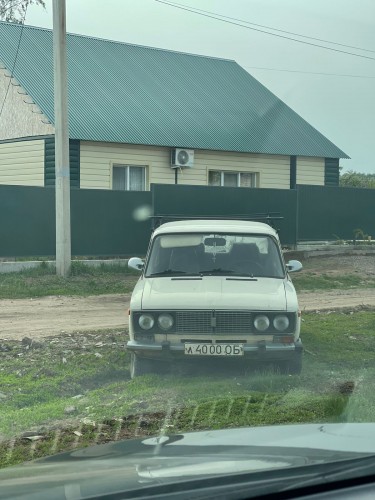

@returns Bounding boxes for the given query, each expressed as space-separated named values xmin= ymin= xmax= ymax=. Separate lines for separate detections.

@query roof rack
xmin=150 ymin=213 xmax=283 ymax=230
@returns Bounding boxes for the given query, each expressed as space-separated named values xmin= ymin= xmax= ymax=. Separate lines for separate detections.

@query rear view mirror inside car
xmin=204 ymin=237 xmax=227 ymax=246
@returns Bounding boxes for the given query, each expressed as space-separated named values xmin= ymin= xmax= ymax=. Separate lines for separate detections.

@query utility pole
xmin=53 ymin=0 xmax=71 ymax=277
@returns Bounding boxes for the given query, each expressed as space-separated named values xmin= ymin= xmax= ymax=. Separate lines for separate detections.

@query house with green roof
xmin=0 ymin=21 xmax=348 ymax=191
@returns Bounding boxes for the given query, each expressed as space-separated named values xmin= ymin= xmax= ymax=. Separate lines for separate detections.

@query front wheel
xmin=129 ymin=352 xmax=159 ymax=379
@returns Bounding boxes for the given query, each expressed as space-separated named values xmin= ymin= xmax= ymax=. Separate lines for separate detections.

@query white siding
xmin=192 ymin=150 xmax=290 ymax=189
xmin=0 ymin=140 xmax=45 ymax=186
xmin=297 ymin=156 xmax=325 ymax=185
xmin=80 ymin=142 xmax=291 ymax=190
xmin=0 ymin=69 xmax=55 ymax=140
xmin=80 ymin=142 xmax=173 ymax=189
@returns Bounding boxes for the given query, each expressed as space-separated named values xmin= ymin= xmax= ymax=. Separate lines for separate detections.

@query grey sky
xmin=25 ymin=0 xmax=375 ymax=173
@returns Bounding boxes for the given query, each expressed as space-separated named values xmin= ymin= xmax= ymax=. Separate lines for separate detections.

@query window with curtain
xmin=208 ymin=171 xmax=257 ymax=188
xmin=112 ymin=165 xmax=146 ymax=191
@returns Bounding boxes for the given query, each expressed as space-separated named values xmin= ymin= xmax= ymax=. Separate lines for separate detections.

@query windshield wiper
xmin=199 ymin=269 xmax=235 ymax=276
xmin=148 ymin=269 xmax=188 ymax=277
xmin=199 ymin=269 xmax=259 ymax=278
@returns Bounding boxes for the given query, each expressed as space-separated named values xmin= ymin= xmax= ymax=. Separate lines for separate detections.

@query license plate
xmin=184 ymin=343 xmax=244 ymax=356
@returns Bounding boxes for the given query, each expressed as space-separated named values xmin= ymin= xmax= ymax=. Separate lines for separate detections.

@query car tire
xmin=130 ymin=352 xmax=158 ymax=379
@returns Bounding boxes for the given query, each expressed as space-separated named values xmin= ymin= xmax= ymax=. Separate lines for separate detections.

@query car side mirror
xmin=286 ymin=260 xmax=303 ymax=273
xmin=128 ymin=257 xmax=144 ymax=272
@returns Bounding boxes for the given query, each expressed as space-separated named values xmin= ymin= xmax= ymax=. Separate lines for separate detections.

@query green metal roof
xmin=0 ymin=21 xmax=348 ymax=158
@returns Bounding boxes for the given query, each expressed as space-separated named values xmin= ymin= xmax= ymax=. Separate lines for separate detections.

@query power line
xmin=155 ymin=0 xmax=375 ymax=62
xmin=0 ymin=8 xmax=28 ymax=120
xmin=246 ymin=66 xmax=375 ymax=79
xmin=159 ymin=1 xmax=375 ymax=54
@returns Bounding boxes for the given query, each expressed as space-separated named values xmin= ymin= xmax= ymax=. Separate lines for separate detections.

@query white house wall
xmin=0 ymin=67 xmax=55 ymax=140
xmin=296 ymin=157 xmax=325 ymax=185
xmin=0 ymin=139 xmax=45 ymax=186
xmin=80 ymin=142 xmax=171 ymax=189
xmin=193 ymin=150 xmax=290 ymax=189
xmin=80 ymin=141 xmax=291 ymax=190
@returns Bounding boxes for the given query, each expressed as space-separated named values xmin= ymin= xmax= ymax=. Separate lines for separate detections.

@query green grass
xmin=301 ymin=309 xmax=375 ymax=363
xmin=1 ymin=311 xmax=375 ymax=468
xmin=0 ymin=262 xmax=139 ymax=299
xmin=292 ymin=273 xmax=375 ymax=291
xmin=2 ymin=261 xmax=375 ymax=299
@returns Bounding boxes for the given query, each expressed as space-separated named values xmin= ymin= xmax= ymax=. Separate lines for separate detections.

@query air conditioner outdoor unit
xmin=171 ymin=148 xmax=194 ymax=168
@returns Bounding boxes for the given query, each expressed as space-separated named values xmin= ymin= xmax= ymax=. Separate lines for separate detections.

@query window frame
xmin=111 ymin=164 xmax=147 ymax=191
xmin=208 ymin=170 xmax=258 ymax=188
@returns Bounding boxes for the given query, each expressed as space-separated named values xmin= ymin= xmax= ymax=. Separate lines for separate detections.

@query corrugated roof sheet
xmin=0 ymin=21 xmax=348 ymax=158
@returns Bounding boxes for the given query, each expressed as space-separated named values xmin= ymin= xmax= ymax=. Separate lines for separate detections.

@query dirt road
xmin=0 ymin=294 xmax=130 ymax=341
xmin=298 ymin=288 xmax=375 ymax=312
xmin=2 ymin=288 xmax=375 ymax=341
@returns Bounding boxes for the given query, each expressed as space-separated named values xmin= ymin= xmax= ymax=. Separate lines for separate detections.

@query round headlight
xmin=139 ymin=314 xmax=154 ymax=330
xmin=158 ymin=314 xmax=174 ymax=330
xmin=254 ymin=315 xmax=270 ymax=332
xmin=273 ymin=315 xmax=290 ymax=332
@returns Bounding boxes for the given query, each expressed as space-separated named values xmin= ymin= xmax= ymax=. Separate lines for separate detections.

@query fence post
xmin=295 ymin=186 xmax=299 ymax=249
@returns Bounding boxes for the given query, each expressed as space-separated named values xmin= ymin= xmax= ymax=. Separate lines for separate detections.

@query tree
xmin=340 ymin=170 xmax=375 ymax=189
xmin=0 ymin=0 xmax=45 ymax=23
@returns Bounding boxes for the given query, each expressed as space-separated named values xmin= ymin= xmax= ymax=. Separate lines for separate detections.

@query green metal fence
xmin=0 ymin=185 xmax=55 ymax=257
xmin=152 ymin=184 xmax=298 ymax=246
xmin=70 ymin=189 xmax=152 ymax=256
xmin=1 ymin=184 xmax=374 ymax=258
xmin=297 ymin=185 xmax=375 ymax=241
xmin=0 ymin=185 xmax=152 ymax=257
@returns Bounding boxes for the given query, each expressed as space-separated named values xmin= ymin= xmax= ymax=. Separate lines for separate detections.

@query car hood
xmin=1 ymin=423 xmax=375 ymax=499
xmin=136 ymin=276 xmax=289 ymax=311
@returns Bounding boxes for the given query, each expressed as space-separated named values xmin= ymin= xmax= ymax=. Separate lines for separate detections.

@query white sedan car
xmin=127 ymin=219 xmax=303 ymax=378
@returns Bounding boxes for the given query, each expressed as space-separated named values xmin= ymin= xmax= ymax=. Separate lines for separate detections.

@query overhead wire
xmin=245 ymin=66 xmax=375 ymax=79
xmin=157 ymin=1 xmax=375 ymax=54
xmin=155 ymin=0 xmax=375 ymax=62
xmin=0 ymin=5 xmax=28 ymax=120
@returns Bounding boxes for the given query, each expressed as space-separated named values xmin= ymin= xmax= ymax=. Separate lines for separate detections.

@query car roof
xmin=152 ymin=219 xmax=279 ymax=238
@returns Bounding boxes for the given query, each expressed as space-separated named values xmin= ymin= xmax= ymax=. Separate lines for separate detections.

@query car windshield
xmin=145 ymin=233 xmax=285 ymax=278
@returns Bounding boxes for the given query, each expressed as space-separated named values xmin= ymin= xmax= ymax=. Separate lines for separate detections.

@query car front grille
xmin=176 ymin=311 xmax=212 ymax=333
xmin=215 ymin=312 xmax=252 ymax=334
xmin=176 ymin=311 xmax=253 ymax=334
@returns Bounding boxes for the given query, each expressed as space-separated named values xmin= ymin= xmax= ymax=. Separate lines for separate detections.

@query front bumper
xmin=126 ymin=338 xmax=303 ymax=361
